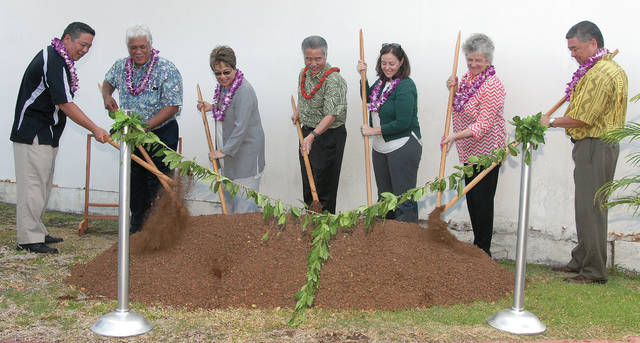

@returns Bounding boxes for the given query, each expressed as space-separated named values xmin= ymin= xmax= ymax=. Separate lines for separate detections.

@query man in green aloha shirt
xmin=291 ymin=35 xmax=347 ymax=214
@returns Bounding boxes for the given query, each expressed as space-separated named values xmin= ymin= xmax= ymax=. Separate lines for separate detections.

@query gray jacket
xmin=219 ymin=79 xmax=265 ymax=179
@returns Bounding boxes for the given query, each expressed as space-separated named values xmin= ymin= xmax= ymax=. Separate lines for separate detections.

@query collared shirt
xmin=105 ymin=55 xmax=183 ymax=126
xmin=297 ymin=63 xmax=347 ymax=128
xmin=565 ymin=54 xmax=627 ymax=140
xmin=11 ymin=46 xmax=74 ymax=147
xmin=452 ymin=73 xmax=507 ymax=164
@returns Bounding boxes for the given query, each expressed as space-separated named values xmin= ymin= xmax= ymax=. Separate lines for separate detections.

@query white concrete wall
xmin=1 ymin=0 xmax=639 ymax=265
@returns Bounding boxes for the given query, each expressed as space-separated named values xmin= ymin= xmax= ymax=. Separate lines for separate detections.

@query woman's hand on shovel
xmin=209 ymin=150 xmax=226 ymax=161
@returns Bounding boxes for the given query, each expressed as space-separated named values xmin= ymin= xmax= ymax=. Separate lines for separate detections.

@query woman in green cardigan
xmin=357 ymin=43 xmax=422 ymax=223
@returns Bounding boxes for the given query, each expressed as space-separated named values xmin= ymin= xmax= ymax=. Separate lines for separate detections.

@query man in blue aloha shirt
xmin=102 ymin=24 xmax=183 ymax=234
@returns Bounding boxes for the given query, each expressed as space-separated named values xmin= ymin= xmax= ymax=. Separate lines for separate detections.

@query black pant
xmin=130 ymin=120 xmax=179 ymax=233
xmin=298 ymin=125 xmax=347 ymax=214
xmin=464 ymin=163 xmax=500 ymax=256
xmin=372 ymin=135 xmax=422 ymax=223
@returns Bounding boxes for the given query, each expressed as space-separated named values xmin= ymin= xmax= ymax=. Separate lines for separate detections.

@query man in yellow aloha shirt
xmin=541 ymin=20 xmax=627 ymax=284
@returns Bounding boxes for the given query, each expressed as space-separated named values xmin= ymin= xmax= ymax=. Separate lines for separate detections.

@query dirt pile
xmin=67 ymin=208 xmax=513 ymax=310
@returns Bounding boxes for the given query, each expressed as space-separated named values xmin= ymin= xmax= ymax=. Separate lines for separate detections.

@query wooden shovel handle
xmin=443 ymin=141 xmax=520 ymax=213
xmin=106 ymin=137 xmax=176 ymax=187
xmin=436 ymin=31 xmax=462 ymax=207
xmin=359 ymin=29 xmax=373 ymax=206
xmin=291 ymin=95 xmax=319 ymax=202
xmin=137 ymin=146 xmax=177 ymax=202
xmin=197 ymin=84 xmax=228 ymax=214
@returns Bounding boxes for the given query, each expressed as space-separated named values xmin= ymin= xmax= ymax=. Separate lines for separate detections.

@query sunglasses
xmin=382 ymin=43 xmax=401 ymax=49
xmin=214 ymin=70 xmax=234 ymax=76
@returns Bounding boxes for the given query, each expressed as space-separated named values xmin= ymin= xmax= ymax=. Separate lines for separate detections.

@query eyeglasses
xmin=382 ymin=43 xmax=401 ymax=49
xmin=214 ymin=70 xmax=233 ymax=76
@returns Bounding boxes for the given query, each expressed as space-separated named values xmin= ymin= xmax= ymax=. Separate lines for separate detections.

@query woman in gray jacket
xmin=197 ymin=46 xmax=265 ymax=213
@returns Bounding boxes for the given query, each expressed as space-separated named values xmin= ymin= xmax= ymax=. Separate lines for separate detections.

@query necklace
xmin=212 ymin=69 xmax=244 ymax=121
xmin=125 ymin=49 xmax=159 ymax=95
xmin=453 ymin=65 xmax=495 ymax=113
xmin=565 ymin=48 xmax=610 ymax=101
xmin=50 ymin=38 xmax=79 ymax=93
xmin=300 ymin=67 xmax=340 ymax=99
xmin=367 ymin=78 xmax=402 ymax=112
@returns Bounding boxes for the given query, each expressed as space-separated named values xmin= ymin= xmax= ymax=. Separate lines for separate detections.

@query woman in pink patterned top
xmin=440 ymin=33 xmax=506 ymax=256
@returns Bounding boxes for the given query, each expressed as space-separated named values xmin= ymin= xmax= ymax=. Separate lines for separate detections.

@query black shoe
xmin=16 ymin=242 xmax=59 ymax=254
xmin=45 ymin=235 xmax=64 ymax=244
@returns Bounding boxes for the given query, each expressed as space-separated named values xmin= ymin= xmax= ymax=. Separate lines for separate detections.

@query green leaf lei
xmin=108 ymin=109 xmax=548 ymax=326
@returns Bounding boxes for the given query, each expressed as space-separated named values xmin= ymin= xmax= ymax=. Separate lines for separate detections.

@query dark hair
xmin=61 ymin=22 xmax=95 ymax=40
xmin=210 ymin=45 xmax=236 ymax=70
xmin=566 ymin=20 xmax=604 ymax=49
xmin=375 ymin=43 xmax=410 ymax=81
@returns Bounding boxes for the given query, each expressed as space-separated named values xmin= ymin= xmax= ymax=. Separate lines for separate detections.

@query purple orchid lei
xmin=50 ymin=38 xmax=79 ymax=93
xmin=367 ymin=78 xmax=402 ymax=112
xmin=452 ymin=65 xmax=495 ymax=113
xmin=212 ymin=69 xmax=244 ymax=121
xmin=125 ymin=49 xmax=159 ymax=95
xmin=564 ymin=48 xmax=610 ymax=101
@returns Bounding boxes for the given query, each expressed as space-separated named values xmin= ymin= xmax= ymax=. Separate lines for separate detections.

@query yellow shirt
xmin=565 ymin=54 xmax=628 ymax=140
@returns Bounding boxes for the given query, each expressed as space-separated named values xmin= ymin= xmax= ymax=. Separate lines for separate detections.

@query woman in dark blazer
xmin=357 ymin=43 xmax=422 ymax=223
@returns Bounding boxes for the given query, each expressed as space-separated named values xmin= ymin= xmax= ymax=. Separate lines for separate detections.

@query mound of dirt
xmin=67 ymin=207 xmax=513 ymax=310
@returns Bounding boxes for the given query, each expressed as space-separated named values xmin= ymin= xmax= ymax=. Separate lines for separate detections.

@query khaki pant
xmin=13 ymin=136 xmax=58 ymax=244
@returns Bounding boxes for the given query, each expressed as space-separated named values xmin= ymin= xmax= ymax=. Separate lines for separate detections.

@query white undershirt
xmin=370 ymin=82 xmax=420 ymax=154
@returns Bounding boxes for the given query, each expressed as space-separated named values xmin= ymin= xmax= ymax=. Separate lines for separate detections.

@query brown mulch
xmin=67 ymin=206 xmax=514 ymax=310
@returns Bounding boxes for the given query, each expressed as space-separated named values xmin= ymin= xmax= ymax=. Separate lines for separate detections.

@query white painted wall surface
xmin=1 ymin=0 xmax=639 ymax=243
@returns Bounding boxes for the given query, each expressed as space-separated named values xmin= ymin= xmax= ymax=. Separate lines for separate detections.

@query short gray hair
xmin=301 ymin=35 xmax=327 ymax=55
xmin=126 ymin=24 xmax=153 ymax=46
xmin=462 ymin=33 xmax=495 ymax=64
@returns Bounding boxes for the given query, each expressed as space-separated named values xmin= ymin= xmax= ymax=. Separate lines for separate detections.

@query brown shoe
xmin=564 ymin=275 xmax=607 ymax=284
xmin=551 ymin=265 xmax=577 ymax=273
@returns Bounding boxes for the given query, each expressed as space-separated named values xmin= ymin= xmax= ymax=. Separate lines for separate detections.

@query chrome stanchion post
xmin=487 ymin=146 xmax=546 ymax=335
xmin=92 ymin=111 xmax=153 ymax=337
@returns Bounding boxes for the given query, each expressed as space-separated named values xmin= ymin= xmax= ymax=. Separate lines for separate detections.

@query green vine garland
xmin=107 ymin=109 xmax=547 ymax=327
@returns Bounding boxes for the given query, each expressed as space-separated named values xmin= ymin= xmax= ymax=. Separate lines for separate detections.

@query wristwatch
xmin=549 ymin=119 xmax=556 ymax=128
xmin=311 ymin=131 xmax=319 ymax=138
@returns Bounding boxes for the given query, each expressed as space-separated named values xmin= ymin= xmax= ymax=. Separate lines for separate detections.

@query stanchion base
xmin=487 ymin=308 xmax=546 ymax=335
xmin=91 ymin=309 xmax=153 ymax=337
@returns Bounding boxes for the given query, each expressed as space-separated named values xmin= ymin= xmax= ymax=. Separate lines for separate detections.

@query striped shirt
xmin=565 ymin=54 xmax=628 ymax=140
xmin=11 ymin=46 xmax=74 ymax=147
xmin=452 ymin=73 xmax=506 ymax=164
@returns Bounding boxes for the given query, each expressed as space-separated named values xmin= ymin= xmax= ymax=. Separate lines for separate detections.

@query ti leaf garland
xmin=107 ymin=109 xmax=548 ymax=327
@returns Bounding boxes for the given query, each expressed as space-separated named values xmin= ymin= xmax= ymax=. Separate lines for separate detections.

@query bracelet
xmin=311 ymin=131 xmax=319 ymax=138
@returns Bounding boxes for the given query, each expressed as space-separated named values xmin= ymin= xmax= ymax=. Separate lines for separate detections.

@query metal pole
xmin=117 ymin=123 xmax=131 ymax=311
xmin=487 ymin=147 xmax=546 ymax=335
xmin=512 ymin=148 xmax=531 ymax=311
xmin=91 ymin=111 xmax=153 ymax=337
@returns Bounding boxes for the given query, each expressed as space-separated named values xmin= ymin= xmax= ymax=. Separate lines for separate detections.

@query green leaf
xmin=277 ymin=213 xmax=287 ymax=225
xmin=261 ymin=232 xmax=269 ymax=241
xmin=290 ymin=206 xmax=301 ymax=218
xmin=231 ymin=184 xmax=240 ymax=198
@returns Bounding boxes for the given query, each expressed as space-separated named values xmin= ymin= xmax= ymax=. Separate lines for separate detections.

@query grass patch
xmin=0 ymin=202 xmax=639 ymax=342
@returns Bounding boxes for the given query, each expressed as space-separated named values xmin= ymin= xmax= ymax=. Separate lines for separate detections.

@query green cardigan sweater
xmin=365 ymin=77 xmax=421 ymax=142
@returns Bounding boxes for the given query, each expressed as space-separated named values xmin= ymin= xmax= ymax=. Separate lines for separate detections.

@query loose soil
xmin=67 ymin=206 xmax=514 ymax=310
